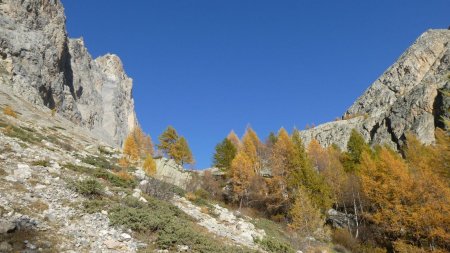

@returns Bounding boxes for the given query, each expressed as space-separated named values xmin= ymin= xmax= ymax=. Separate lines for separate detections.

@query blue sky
xmin=62 ymin=0 xmax=449 ymax=168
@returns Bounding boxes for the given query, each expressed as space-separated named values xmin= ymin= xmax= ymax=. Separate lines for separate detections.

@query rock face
xmin=0 ymin=0 xmax=137 ymax=146
xmin=300 ymin=29 xmax=450 ymax=150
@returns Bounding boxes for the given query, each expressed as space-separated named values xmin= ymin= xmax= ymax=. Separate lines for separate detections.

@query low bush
xmin=141 ymin=176 xmax=185 ymax=200
xmin=108 ymin=195 xmax=254 ymax=252
xmin=32 ymin=160 xmax=50 ymax=167
xmin=82 ymin=155 xmax=119 ymax=171
xmin=73 ymin=178 xmax=103 ymax=197
xmin=255 ymin=237 xmax=295 ymax=253
xmin=84 ymin=199 xmax=108 ymax=214
xmin=331 ymin=229 xmax=360 ymax=253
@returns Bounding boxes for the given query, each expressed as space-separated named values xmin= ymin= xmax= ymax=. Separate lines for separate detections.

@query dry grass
xmin=2 ymin=105 xmax=17 ymax=118
xmin=185 ymin=192 xmax=197 ymax=202
xmin=29 ymin=200 xmax=49 ymax=212
xmin=115 ymin=170 xmax=134 ymax=181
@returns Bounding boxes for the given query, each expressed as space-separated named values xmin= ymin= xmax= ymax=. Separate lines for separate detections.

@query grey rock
xmin=14 ymin=163 xmax=32 ymax=181
xmin=0 ymin=220 xmax=16 ymax=234
xmin=300 ymin=29 xmax=450 ymax=150
xmin=0 ymin=242 xmax=13 ymax=252
xmin=0 ymin=0 xmax=137 ymax=147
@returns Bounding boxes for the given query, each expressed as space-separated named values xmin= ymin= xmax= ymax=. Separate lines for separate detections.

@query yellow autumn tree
xmin=241 ymin=127 xmax=261 ymax=173
xmin=227 ymin=130 xmax=241 ymax=150
xmin=289 ymin=187 xmax=324 ymax=237
xmin=230 ymin=151 xmax=256 ymax=208
xmin=132 ymin=125 xmax=154 ymax=158
xmin=143 ymin=155 xmax=157 ymax=176
xmin=266 ymin=128 xmax=295 ymax=214
xmin=123 ymin=133 xmax=139 ymax=161
xmin=403 ymin=132 xmax=450 ymax=250
xmin=307 ymin=139 xmax=327 ymax=172
xmin=359 ymin=148 xmax=413 ymax=235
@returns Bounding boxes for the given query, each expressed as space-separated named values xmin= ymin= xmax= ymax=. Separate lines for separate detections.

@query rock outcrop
xmin=300 ymin=29 xmax=450 ymax=150
xmin=0 ymin=0 xmax=137 ymax=146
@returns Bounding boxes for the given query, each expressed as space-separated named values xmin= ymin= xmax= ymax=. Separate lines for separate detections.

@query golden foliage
xmin=288 ymin=187 xmax=324 ymax=237
xmin=3 ymin=105 xmax=17 ymax=118
xmin=123 ymin=134 xmax=139 ymax=161
xmin=115 ymin=170 xmax=134 ymax=181
xmin=118 ymin=157 xmax=130 ymax=169
xmin=227 ymin=130 xmax=241 ymax=149
xmin=231 ymin=151 xmax=256 ymax=207
xmin=142 ymin=155 xmax=156 ymax=176
xmin=266 ymin=128 xmax=294 ymax=213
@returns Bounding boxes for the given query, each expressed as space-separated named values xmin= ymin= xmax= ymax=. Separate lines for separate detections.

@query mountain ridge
xmin=0 ymin=0 xmax=137 ymax=147
xmin=300 ymin=29 xmax=450 ymax=150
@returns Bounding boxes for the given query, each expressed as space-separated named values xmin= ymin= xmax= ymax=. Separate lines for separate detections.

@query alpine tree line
xmin=120 ymin=125 xmax=194 ymax=177
xmin=209 ymin=126 xmax=450 ymax=252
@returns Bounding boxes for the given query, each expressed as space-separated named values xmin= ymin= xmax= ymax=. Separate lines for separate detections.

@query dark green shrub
xmin=82 ymin=155 xmax=119 ymax=171
xmin=32 ymin=160 xmax=50 ymax=167
xmin=255 ymin=237 xmax=295 ymax=253
xmin=84 ymin=199 xmax=112 ymax=214
xmin=73 ymin=178 xmax=103 ymax=197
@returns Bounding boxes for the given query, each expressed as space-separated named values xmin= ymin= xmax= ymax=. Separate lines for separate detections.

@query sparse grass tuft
xmin=29 ymin=200 xmax=49 ymax=212
xmin=32 ymin=160 xmax=50 ymax=167
xmin=2 ymin=125 xmax=45 ymax=144
xmin=3 ymin=105 xmax=17 ymax=118
xmin=82 ymin=155 xmax=119 ymax=171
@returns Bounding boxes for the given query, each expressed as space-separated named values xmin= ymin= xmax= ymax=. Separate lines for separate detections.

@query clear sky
xmin=62 ymin=0 xmax=449 ymax=169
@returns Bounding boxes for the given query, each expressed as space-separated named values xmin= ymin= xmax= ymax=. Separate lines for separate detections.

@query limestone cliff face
xmin=300 ymin=29 xmax=450 ymax=150
xmin=0 ymin=0 xmax=137 ymax=146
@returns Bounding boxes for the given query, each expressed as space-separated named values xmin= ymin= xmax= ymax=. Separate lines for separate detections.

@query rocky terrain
xmin=0 ymin=0 xmax=137 ymax=147
xmin=0 ymin=84 xmax=273 ymax=252
xmin=300 ymin=29 xmax=450 ymax=150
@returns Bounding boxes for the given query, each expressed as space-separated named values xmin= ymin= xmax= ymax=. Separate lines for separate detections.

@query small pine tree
xmin=212 ymin=138 xmax=237 ymax=171
xmin=157 ymin=126 xmax=179 ymax=157
xmin=343 ymin=129 xmax=370 ymax=172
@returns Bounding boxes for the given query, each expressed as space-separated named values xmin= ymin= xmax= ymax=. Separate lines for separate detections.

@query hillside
xmin=300 ymin=29 xmax=450 ymax=150
xmin=0 ymin=0 xmax=449 ymax=253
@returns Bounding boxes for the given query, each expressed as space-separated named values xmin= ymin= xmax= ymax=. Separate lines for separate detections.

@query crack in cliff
xmin=384 ymin=117 xmax=403 ymax=151
xmin=433 ymin=85 xmax=450 ymax=130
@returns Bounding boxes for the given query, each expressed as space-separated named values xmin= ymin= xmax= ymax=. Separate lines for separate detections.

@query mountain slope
xmin=300 ymin=29 xmax=450 ymax=150
xmin=0 ymin=0 xmax=137 ymax=146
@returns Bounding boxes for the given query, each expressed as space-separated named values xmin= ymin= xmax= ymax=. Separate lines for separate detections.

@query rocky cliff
xmin=0 ymin=0 xmax=137 ymax=146
xmin=300 ymin=29 xmax=450 ymax=150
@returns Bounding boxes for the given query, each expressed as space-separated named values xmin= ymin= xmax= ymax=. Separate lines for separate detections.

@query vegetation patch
xmin=108 ymin=196 xmax=254 ymax=252
xmin=32 ymin=160 xmax=50 ymax=167
xmin=72 ymin=178 xmax=104 ymax=197
xmin=2 ymin=105 xmax=17 ymax=118
xmin=82 ymin=155 xmax=119 ymax=171
xmin=2 ymin=125 xmax=45 ymax=144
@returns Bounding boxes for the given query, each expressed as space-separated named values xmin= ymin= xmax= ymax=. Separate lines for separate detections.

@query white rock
xmin=120 ymin=233 xmax=132 ymax=241
xmin=14 ymin=164 xmax=32 ymax=181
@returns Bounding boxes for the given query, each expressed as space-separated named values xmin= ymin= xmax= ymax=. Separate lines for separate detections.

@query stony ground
xmin=0 ymin=88 xmax=272 ymax=252
xmin=0 ymin=126 xmax=141 ymax=252
xmin=171 ymin=196 xmax=265 ymax=249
